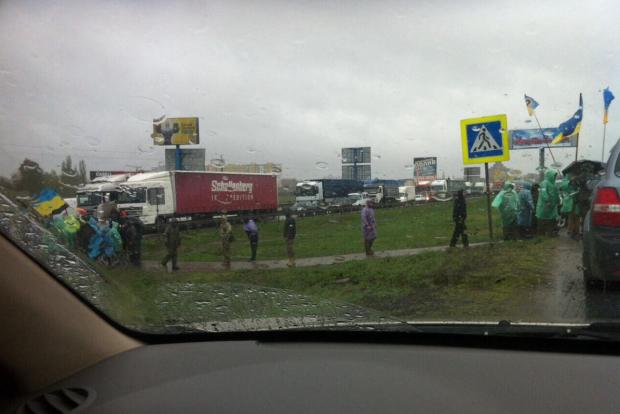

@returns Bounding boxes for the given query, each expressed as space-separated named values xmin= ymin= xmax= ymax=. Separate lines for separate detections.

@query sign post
xmin=175 ymin=145 xmax=182 ymax=170
xmin=484 ymin=162 xmax=493 ymax=241
xmin=460 ymin=114 xmax=510 ymax=242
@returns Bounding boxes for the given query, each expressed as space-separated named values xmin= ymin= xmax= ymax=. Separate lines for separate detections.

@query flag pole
xmin=602 ymin=122 xmax=607 ymax=162
xmin=575 ymin=135 xmax=579 ymax=162
xmin=533 ymin=112 xmax=557 ymax=164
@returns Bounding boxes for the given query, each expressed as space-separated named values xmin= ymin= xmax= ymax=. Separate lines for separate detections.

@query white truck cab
xmin=116 ymin=172 xmax=175 ymax=227
xmin=398 ymin=186 xmax=416 ymax=202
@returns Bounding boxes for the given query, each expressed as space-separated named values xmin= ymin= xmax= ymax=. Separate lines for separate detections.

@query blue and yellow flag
xmin=32 ymin=188 xmax=67 ymax=217
xmin=524 ymin=94 xmax=539 ymax=116
xmin=604 ymin=87 xmax=615 ymax=124
xmin=552 ymin=94 xmax=583 ymax=145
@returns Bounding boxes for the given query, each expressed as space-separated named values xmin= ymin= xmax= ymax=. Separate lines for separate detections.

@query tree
xmin=14 ymin=158 xmax=45 ymax=194
xmin=78 ymin=160 xmax=87 ymax=184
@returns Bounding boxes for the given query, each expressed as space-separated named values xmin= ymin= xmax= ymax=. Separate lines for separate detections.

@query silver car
xmin=582 ymin=144 xmax=619 ymax=288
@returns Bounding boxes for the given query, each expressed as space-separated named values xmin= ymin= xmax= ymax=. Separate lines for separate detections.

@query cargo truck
xmin=109 ymin=171 xmax=278 ymax=229
xmin=294 ymin=179 xmax=363 ymax=208
xmin=75 ymin=173 xmax=133 ymax=215
xmin=363 ymin=179 xmax=400 ymax=203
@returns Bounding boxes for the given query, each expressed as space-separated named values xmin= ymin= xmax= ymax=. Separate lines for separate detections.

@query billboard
xmin=341 ymin=147 xmax=371 ymax=164
xmin=152 ymin=117 xmax=199 ymax=145
xmin=413 ymin=157 xmax=437 ymax=180
xmin=341 ymin=147 xmax=371 ymax=180
xmin=342 ymin=164 xmax=371 ymax=181
xmin=464 ymin=166 xmax=481 ymax=181
xmin=165 ymin=148 xmax=206 ymax=171
xmin=509 ymin=128 xmax=577 ymax=149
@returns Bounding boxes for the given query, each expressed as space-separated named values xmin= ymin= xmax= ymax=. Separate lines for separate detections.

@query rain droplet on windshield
xmin=62 ymin=168 xmax=78 ymax=178
xmin=315 ymin=161 xmax=328 ymax=169
xmin=209 ymin=158 xmax=225 ymax=168
xmin=137 ymin=144 xmax=155 ymax=153
xmin=123 ymin=96 xmax=166 ymax=123
xmin=404 ymin=164 xmax=414 ymax=170
xmin=247 ymin=146 xmax=257 ymax=154
xmin=471 ymin=126 xmax=481 ymax=132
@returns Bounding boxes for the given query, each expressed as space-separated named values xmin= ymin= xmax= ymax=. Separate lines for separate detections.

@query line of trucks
xmin=74 ymin=171 xmax=484 ymax=229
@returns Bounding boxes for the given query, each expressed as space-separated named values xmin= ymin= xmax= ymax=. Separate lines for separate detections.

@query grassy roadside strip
xmin=100 ymin=238 xmax=557 ymax=329
xmin=141 ymin=198 xmax=503 ymax=262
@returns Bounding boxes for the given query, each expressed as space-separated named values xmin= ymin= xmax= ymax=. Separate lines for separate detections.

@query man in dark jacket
xmin=124 ymin=216 xmax=143 ymax=266
xmin=449 ymin=189 xmax=469 ymax=248
xmin=161 ymin=218 xmax=180 ymax=270
xmin=283 ymin=212 xmax=296 ymax=267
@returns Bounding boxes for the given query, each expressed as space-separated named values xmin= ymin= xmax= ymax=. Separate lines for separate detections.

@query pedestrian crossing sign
xmin=460 ymin=114 xmax=510 ymax=165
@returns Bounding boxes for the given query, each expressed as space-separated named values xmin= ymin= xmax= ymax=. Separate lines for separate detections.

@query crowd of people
xmin=47 ymin=203 xmax=143 ymax=266
xmin=448 ymin=167 xmax=594 ymax=244
xmin=44 ymin=166 xmax=593 ymax=271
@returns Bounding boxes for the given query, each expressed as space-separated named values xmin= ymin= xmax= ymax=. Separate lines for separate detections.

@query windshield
xmin=77 ymin=192 xmax=104 ymax=207
xmin=1 ymin=0 xmax=619 ymax=337
xmin=117 ymin=187 xmax=147 ymax=204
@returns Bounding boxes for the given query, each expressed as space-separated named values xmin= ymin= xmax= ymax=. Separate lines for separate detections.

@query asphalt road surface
xmin=546 ymin=232 xmax=620 ymax=323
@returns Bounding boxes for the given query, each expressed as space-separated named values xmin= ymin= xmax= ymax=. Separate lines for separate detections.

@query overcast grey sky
xmin=0 ymin=0 xmax=619 ymax=180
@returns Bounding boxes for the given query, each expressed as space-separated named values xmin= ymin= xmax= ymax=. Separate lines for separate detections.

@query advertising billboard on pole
xmin=509 ymin=128 xmax=576 ymax=149
xmin=152 ymin=117 xmax=200 ymax=145
xmin=341 ymin=147 xmax=371 ymax=180
xmin=413 ymin=157 xmax=437 ymax=181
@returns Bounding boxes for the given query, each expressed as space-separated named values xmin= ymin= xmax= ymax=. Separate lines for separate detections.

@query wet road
xmin=547 ymin=232 xmax=620 ymax=323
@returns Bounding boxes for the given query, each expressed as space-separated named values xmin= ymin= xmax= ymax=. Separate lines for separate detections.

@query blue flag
xmin=524 ymin=94 xmax=539 ymax=116
xmin=552 ymin=94 xmax=583 ymax=144
xmin=604 ymin=87 xmax=615 ymax=124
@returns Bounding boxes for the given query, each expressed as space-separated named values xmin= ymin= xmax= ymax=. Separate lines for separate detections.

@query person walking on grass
xmin=219 ymin=214 xmax=234 ymax=270
xmin=283 ymin=211 xmax=296 ymax=267
xmin=449 ymin=189 xmax=469 ymax=248
xmin=361 ymin=199 xmax=377 ymax=256
xmin=161 ymin=218 xmax=180 ymax=271
xmin=243 ymin=217 xmax=259 ymax=262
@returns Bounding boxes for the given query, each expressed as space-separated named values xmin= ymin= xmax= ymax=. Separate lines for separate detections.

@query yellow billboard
xmin=151 ymin=117 xmax=199 ymax=145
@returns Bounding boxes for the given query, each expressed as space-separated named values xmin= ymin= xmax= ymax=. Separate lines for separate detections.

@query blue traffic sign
xmin=460 ymin=114 xmax=510 ymax=165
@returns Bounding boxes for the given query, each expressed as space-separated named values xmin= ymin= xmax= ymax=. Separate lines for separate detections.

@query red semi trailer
xmin=113 ymin=171 xmax=278 ymax=228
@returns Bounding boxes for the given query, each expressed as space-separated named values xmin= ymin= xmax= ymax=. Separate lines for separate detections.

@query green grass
xmin=142 ymin=198 xmax=503 ymax=262
xmin=100 ymin=238 xmax=557 ymax=332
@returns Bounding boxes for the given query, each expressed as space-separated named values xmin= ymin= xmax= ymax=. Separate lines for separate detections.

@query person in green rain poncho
xmin=63 ymin=213 xmax=81 ymax=249
xmin=536 ymin=169 xmax=560 ymax=236
xmin=492 ymin=181 xmax=520 ymax=240
xmin=559 ymin=173 xmax=580 ymax=240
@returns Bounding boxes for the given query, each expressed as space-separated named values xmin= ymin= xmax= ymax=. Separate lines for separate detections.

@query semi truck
xmin=398 ymin=186 xmax=416 ymax=203
xmin=295 ymin=179 xmax=363 ymax=208
xmin=90 ymin=171 xmax=278 ymax=229
xmin=363 ymin=179 xmax=400 ymax=203
xmin=75 ymin=173 xmax=133 ymax=215
xmin=430 ymin=179 xmax=467 ymax=195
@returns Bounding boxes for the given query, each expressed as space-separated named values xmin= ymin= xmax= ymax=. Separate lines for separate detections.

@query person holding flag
xmin=602 ymin=87 xmax=615 ymax=161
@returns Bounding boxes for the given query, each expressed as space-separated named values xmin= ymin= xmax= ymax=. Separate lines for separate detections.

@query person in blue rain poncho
xmin=517 ymin=183 xmax=535 ymax=239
